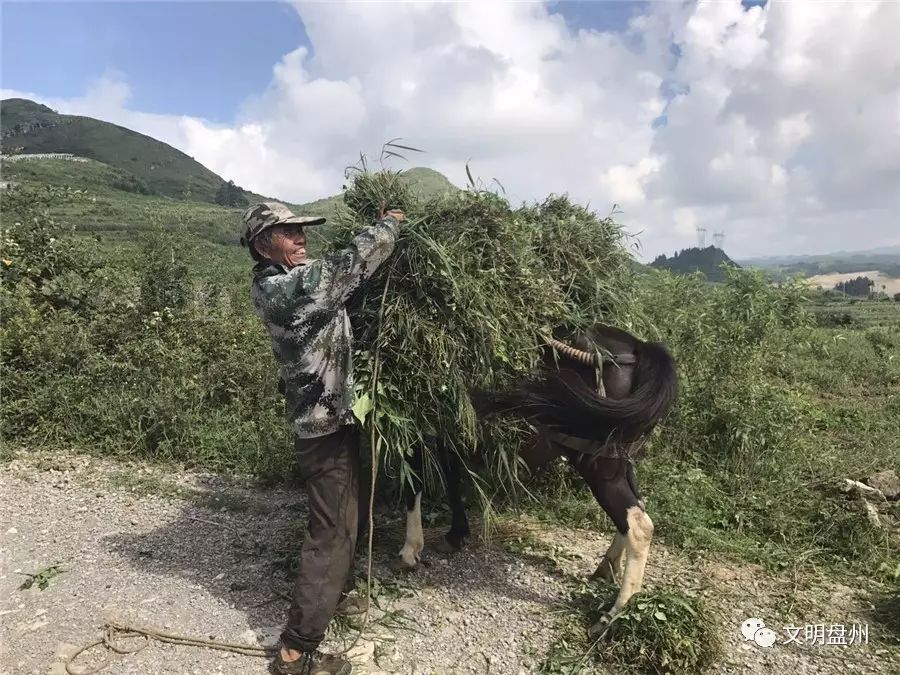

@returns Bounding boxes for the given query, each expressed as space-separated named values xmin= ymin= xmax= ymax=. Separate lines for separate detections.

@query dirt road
xmin=1 ymin=453 xmax=897 ymax=674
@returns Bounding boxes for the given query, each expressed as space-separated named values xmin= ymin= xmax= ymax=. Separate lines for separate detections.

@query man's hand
xmin=378 ymin=201 xmax=406 ymax=223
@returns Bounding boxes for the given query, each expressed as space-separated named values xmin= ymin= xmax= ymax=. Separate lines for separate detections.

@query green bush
xmin=639 ymin=268 xmax=812 ymax=472
xmin=1 ymin=186 xmax=291 ymax=475
xmin=818 ymin=311 xmax=857 ymax=328
xmin=112 ymin=174 xmax=154 ymax=195
xmin=628 ymin=267 xmax=899 ymax=575
xmin=137 ymin=229 xmax=192 ymax=313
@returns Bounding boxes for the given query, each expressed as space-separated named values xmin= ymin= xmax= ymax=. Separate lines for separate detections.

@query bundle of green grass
xmin=328 ymin=168 xmax=640 ymax=491
xmin=545 ymin=584 xmax=721 ymax=674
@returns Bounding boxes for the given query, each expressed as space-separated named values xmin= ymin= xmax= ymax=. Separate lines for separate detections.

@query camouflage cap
xmin=240 ymin=201 xmax=326 ymax=247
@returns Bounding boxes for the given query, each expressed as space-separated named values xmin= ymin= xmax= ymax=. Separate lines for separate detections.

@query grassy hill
xmin=287 ymin=166 xmax=458 ymax=253
xmin=650 ymin=246 xmax=739 ymax=282
xmin=1 ymin=156 xmax=248 ymax=249
xmin=1 ymin=135 xmax=458 ymax=262
xmin=0 ymin=99 xmax=465 ymax=262
xmin=1 ymin=98 xmax=267 ymax=204
xmin=288 ymin=166 xmax=457 ymax=217
xmin=2 ymin=98 xmax=459 ymax=213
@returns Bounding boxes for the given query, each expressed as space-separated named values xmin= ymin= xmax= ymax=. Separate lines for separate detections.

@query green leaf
xmin=654 ymin=610 xmax=667 ymax=621
xmin=352 ymin=392 xmax=373 ymax=423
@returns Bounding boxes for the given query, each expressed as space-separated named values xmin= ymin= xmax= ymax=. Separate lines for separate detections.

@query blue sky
xmin=2 ymin=1 xmax=306 ymax=123
xmin=2 ymin=0 xmax=643 ymax=123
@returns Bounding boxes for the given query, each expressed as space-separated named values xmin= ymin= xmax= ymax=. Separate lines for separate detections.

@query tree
xmin=833 ymin=276 xmax=875 ymax=297
xmin=214 ymin=180 xmax=248 ymax=207
xmin=649 ymin=246 xmax=739 ymax=282
xmin=139 ymin=230 xmax=192 ymax=314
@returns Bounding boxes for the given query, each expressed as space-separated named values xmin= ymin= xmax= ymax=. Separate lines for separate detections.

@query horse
xmin=392 ymin=324 xmax=678 ymax=636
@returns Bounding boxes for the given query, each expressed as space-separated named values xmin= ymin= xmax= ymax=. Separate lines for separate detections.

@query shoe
xmin=274 ymin=649 xmax=352 ymax=675
xmin=335 ymin=593 xmax=369 ymax=616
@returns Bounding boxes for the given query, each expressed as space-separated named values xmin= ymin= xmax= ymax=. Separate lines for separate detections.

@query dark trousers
xmin=281 ymin=424 xmax=360 ymax=653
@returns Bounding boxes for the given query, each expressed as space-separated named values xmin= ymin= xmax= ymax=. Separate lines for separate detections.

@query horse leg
xmin=593 ymin=460 xmax=647 ymax=582
xmin=571 ymin=455 xmax=653 ymax=638
xmin=434 ymin=446 xmax=470 ymax=554
xmin=396 ymin=444 xmax=425 ymax=571
xmin=519 ymin=432 xmax=563 ymax=474
xmin=591 ymin=532 xmax=626 ymax=583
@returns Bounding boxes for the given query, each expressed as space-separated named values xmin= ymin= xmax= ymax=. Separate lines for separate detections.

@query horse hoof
xmin=587 ymin=614 xmax=612 ymax=640
xmin=389 ymin=557 xmax=418 ymax=574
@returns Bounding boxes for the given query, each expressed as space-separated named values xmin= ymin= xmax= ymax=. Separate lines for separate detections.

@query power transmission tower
xmin=713 ymin=231 xmax=725 ymax=249
xmin=695 ymin=226 xmax=707 ymax=248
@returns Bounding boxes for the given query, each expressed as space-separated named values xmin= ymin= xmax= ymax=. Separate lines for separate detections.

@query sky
xmin=2 ymin=0 xmax=899 ymax=260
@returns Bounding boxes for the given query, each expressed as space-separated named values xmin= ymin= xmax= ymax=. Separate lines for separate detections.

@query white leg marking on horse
xmin=611 ymin=506 xmax=654 ymax=613
xmin=589 ymin=506 xmax=654 ymax=637
xmin=593 ymin=532 xmax=626 ymax=582
xmin=399 ymin=492 xmax=424 ymax=567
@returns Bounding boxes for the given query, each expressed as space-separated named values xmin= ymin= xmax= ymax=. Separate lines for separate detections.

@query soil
xmin=2 ymin=453 xmax=898 ymax=675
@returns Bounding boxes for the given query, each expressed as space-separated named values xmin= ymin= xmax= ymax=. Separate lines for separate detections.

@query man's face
xmin=257 ymin=224 xmax=307 ymax=268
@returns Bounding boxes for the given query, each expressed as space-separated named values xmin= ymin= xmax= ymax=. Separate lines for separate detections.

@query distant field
xmin=805 ymin=270 xmax=900 ymax=295
xmin=809 ymin=297 xmax=900 ymax=327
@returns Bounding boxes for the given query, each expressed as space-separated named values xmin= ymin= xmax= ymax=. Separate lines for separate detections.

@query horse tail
xmin=480 ymin=339 xmax=678 ymax=444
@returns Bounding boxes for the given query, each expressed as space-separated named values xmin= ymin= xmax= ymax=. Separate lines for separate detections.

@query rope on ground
xmin=65 ymin=620 xmax=275 ymax=675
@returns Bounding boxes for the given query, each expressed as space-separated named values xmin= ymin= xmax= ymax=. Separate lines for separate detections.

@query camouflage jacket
xmin=251 ymin=216 xmax=400 ymax=438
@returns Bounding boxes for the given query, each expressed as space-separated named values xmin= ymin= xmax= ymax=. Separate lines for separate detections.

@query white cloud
xmin=4 ymin=0 xmax=899 ymax=259
xmin=673 ymin=207 xmax=698 ymax=237
xmin=600 ymin=158 xmax=661 ymax=208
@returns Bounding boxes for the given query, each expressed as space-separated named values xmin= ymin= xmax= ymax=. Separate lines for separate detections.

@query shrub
xmin=629 ymin=267 xmax=898 ymax=575
xmin=639 ymin=267 xmax=813 ymax=473
xmin=1 ymin=186 xmax=291 ymax=475
xmin=818 ymin=311 xmax=857 ymax=328
xmin=112 ymin=174 xmax=154 ymax=195
xmin=138 ymin=229 xmax=192 ymax=314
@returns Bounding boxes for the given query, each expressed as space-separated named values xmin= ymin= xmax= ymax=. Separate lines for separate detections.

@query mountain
xmin=0 ymin=98 xmax=461 ymax=251
xmin=398 ymin=167 xmax=459 ymax=198
xmin=650 ymin=246 xmax=739 ymax=282
xmin=1 ymin=98 xmax=264 ymax=204
xmin=289 ymin=167 xmax=458 ymax=219
xmin=739 ymin=245 xmax=900 ymax=266
xmin=2 ymin=98 xmax=459 ymax=214
xmin=738 ymin=247 xmax=900 ymax=279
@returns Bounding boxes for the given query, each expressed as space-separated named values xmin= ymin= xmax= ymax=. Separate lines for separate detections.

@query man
xmin=240 ymin=201 xmax=404 ymax=675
